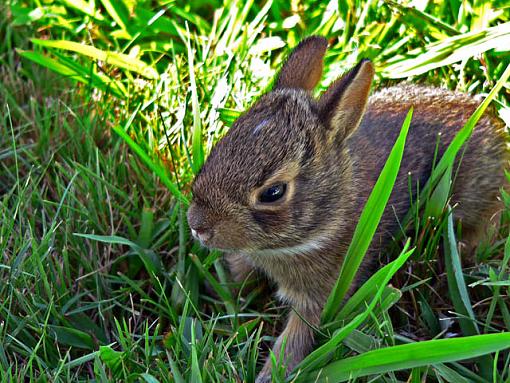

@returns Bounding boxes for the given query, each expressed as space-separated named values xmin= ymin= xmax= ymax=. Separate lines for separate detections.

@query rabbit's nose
xmin=190 ymin=227 xmax=212 ymax=242
xmin=187 ymin=203 xmax=213 ymax=243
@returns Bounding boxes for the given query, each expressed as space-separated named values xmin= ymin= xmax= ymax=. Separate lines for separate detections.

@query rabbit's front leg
xmin=256 ymin=307 xmax=319 ymax=383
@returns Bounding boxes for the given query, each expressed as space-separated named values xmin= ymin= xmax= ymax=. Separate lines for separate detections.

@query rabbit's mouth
xmin=190 ymin=227 xmax=218 ymax=249
xmin=191 ymin=228 xmax=211 ymax=243
xmin=190 ymin=227 xmax=239 ymax=251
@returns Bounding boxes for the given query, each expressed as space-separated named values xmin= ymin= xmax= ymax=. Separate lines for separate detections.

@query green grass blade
xmin=423 ymin=163 xmax=452 ymax=220
xmin=336 ymin=249 xmax=411 ymax=321
xmin=190 ymin=320 xmax=203 ymax=383
xmin=296 ymin=243 xmax=414 ymax=375
xmin=321 ymin=108 xmax=414 ymax=323
xmin=433 ymin=364 xmax=471 ymax=383
xmin=167 ymin=353 xmax=185 ymax=383
xmin=431 ymin=63 xmax=510 ymax=182
xmin=385 ymin=1 xmax=460 ymax=36
xmin=381 ymin=22 xmax=510 ymax=78
xmin=17 ymin=50 xmax=88 ymax=83
xmin=304 ymin=333 xmax=510 ymax=382
xmin=61 ymin=0 xmax=105 ymax=20
xmin=31 ymin=39 xmax=158 ymax=79
xmin=443 ymin=208 xmax=479 ymax=335
xmin=17 ymin=50 xmax=126 ymax=98
xmin=73 ymin=233 xmax=164 ymax=275
xmin=443 ymin=206 xmax=494 ymax=380
xmin=185 ymin=30 xmax=204 ymax=174
xmin=99 ymin=0 xmax=131 ymax=35
xmin=73 ymin=233 xmax=142 ymax=250
xmin=62 ymin=351 xmax=100 ymax=370
xmin=399 ymin=62 xmax=510 ymax=227
xmin=112 ymin=124 xmax=189 ymax=206
xmin=48 ymin=325 xmax=94 ymax=349
xmin=189 ymin=254 xmax=236 ymax=316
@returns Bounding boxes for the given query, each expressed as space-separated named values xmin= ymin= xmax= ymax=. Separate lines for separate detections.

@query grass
xmin=1 ymin=0 xmax=510 ymax=381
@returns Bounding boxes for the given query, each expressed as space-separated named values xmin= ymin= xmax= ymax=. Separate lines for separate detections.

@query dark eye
xmin=259 ymin=183 xmax=287 ymax=203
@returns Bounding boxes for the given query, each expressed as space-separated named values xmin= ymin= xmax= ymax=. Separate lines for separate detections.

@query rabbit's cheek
xmin=206 ymin=220 xmax=251 ymax=250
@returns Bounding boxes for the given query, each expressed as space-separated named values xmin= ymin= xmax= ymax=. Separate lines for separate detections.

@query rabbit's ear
xmin=274 ymin=36 xmax=328 ymax=91
xmin=318 ymin=59 xmax=374 ymax=142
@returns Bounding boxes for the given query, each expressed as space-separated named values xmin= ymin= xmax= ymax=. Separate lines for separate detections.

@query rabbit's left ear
xmin=318 ymin=59 xmax=374 ymax=143
xmin=274 ymin=36 xmax=328 ymax=91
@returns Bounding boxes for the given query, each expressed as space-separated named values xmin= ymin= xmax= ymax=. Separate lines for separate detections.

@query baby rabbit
xmin=187 ymin=36 xmax=508 ymax=382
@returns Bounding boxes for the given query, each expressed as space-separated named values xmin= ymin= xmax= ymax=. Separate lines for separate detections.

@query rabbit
xmin=187 ymin=36 xmax=508 ymax=382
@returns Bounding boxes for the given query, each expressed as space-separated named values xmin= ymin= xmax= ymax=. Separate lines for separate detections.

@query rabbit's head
xmin=187 ymin=36 xmax=374 ymax=254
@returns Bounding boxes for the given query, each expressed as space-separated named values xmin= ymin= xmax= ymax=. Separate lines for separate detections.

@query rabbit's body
xmin=187 ymin=37 xmax=508 ymax=382
xmin=352 ymin=85 xmax=507 ymax=259
xmin=225 ymin=84 xmax=507 ymax=311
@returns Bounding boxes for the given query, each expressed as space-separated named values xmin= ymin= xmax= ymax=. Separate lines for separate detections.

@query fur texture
xmin=187 ymin=36 xmax=508 ymax=382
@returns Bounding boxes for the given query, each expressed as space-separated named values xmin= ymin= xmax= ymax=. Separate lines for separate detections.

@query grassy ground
xmin=1 ymin=0 xmax=510 ymax=381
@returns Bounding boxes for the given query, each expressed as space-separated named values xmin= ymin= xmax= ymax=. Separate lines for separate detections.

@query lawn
xmin=1 ymin=0 xmax=510 ymax=382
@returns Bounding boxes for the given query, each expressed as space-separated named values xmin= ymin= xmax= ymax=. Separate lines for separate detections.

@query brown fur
xmin=187 ymin=36 xmax=508 ymax=382
xmin=275 ymin=36 xmax=328 ymax=91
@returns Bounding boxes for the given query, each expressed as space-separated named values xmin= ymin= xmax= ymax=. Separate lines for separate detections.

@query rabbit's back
xmin=348 ymin=84 xmax=508 ymax=248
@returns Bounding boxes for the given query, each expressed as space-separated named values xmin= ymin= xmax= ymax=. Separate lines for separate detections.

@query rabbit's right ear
xmin=318 ymin=60 xmax=374 ymax=143
xmin=274 ymin=36 xmax=328 ymax=91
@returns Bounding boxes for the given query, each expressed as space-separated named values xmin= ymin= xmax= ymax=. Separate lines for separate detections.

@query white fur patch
xmin=249 ymin=233 xmax=332 ymax=257
xmin=252 ymin=119 xmax=269 ymax=135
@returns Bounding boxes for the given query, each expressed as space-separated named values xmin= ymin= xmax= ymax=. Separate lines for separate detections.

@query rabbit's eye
xmin=259 ymin=183 xmax=287 ymax=203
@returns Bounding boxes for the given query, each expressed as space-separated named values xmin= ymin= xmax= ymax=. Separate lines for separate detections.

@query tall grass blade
xmin=304 ymin=333 xmax=510 ymax=382
xmin=190 ymin=320 xmax=203 ymax=383
xmin=185 ymin=30 xmax=205 ymax=174
xmin=31 ymin=39 xmax=159 ymax=79
xmin=382 ymin=22 xmax=510 ymax=78
xmin=336 ymin=246 xmax=412 ymax=321
xmin=403 ymin=63 xmax=510 ymax=221
xmin=296 ymin=242 xmax=414 ymax=375
xmin=61 ymin=0 xmax=105 ymax=20
xmin=17 ymin=50 xmax=126 ymax=98
xmin=443 ymin=208 xmax=479 ymax=334
xmin=443 ymin=206 xmax=494 ymax=380
xmin=99 ymin=0 xmax=131 ymax=35
xmin=112 ymin=124 xmax=189 ymax=205
xmin=321 ymin=108 xmax=413 ymax=323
